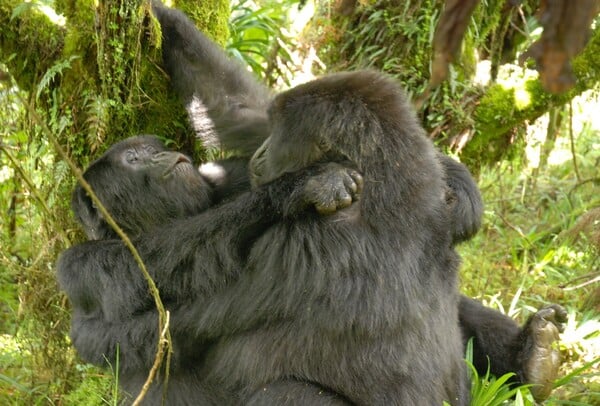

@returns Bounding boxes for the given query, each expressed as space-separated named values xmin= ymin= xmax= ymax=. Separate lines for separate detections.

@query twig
xmin=562 ymin=271 xmax=600 ymax=291
xmin=560 ymin=270 xmax=600 ymax=287
xmin=133 ymin=311 xmax=171 ymax=406
xmin=19 ymin=94 xmax=173 ymax=405
xmin=495 ymin=211 xmax=530 ymax=243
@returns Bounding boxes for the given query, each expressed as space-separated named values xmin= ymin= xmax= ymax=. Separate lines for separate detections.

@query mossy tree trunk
xmin=2 ymin=0 xmax=229 ymax=158
xmin=0 ymin=0 xmax=228 ymax=401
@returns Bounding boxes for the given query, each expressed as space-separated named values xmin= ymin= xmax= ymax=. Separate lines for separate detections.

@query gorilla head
xmin=72 ymin=135 xmax=212 ymax=240
xmin=250 ymin=70 xmax=446 ymax=229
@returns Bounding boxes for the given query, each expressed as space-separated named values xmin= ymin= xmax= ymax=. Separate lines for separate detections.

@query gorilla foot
xmin=520 ymin=304 xmax=567 ymax=402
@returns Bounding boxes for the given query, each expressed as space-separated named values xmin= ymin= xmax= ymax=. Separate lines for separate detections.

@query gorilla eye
xmin=144 ymin=145 xmax=159 ymax=155
xmin=125 ymin=150 xmax=138 ymax=164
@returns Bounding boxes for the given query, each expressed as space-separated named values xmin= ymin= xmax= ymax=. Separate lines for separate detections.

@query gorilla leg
xmin=459 ymin=297 xmax=566 ymax=402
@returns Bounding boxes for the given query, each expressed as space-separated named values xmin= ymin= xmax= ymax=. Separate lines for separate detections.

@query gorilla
xmin=60 ymin=138 xmax=565 ymax=405
xmin=58 ymin=134 xmax=363 ymax=404
xmin=242 ymin=70 xmax=470 ymax=404
xmin=152 ymin=3 xmax=565 ymax=402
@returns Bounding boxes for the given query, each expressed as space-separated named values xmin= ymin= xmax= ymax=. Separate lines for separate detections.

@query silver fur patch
xmin=187 ymin=96 xmax=220 ymax=149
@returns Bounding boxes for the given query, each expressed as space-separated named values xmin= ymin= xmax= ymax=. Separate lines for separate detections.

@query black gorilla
xmin=240 ymin=70 xmax=470 ymax=404
xmin=152 ymin=4 xmax=565 ymax=401
xmin=153 ymin=2 xmax=483 ymax=242
xmin=58 ymin=134 xmax=362 ymax=404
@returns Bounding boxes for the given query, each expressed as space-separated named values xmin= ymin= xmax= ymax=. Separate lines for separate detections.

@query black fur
xmin=440 ymin=154 xmax=483 ymax=244
xmin=238 ymin=70 xmax=469 ymax=404
xmin=152 ymin=3 xmax=483 ymax=247
xmin=155 ymin=2 xmax=270 ymax=155
xmin=459 ymin=297 xmax=567 ymax=401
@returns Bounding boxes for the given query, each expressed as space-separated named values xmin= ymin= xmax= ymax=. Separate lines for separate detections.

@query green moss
xmin=459 ymin=35 xmax=477 ymax=81
xmin=466 ymin=77 xmax=550 ymax=166
xmin=0 ymin=0 xmax=64 ymax=92
xmin=572 ymin=26 xmax=600 ymax=92
xmin=474 ymin=84 xmax=517 ymax=136
xmin=57 ymin=0 xmax=98 ymax=98
xmin=176 ymin=0 xmax=229 ymax=45
xmin=465 ymin=56 xmax=585 ymax=167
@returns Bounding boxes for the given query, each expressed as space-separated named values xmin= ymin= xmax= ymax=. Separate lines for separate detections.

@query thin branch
xmin=20 ymin=95 xmax=173 ymax=405
xmin=133 ymin=311 xmax=171 ymax=406
xmin=560 ymin=271 xmax=600 ymax=288
xmin=495 ymin=211 xmax=531 ymax=244
xmin=562 ymin=271 xmax=600 ymax=291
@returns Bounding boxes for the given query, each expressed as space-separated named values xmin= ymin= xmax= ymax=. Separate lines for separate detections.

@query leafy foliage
xmin=227 ymin=0 xmax=298 ymax=87
xmin=465 ymin=339 xmax=536 ymax=406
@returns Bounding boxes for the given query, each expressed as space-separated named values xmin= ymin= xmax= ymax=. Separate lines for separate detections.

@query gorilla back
xmin=194 ymin=71 xmax=470 ymax=405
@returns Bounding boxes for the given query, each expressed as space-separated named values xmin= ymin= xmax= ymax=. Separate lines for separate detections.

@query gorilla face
xmin=73 ymin=135 xmax=212 ymax=240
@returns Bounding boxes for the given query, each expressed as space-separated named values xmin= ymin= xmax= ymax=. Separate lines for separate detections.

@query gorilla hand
xmin=520 ymin=304 xmax=567 ymax=402
xmin=275 ymin=162 xmax=363 ymax=218
xmin=305 ymin=163 xmax=363 ymax=215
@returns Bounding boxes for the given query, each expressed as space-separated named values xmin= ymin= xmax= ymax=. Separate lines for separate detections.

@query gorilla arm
xmin=152 ymin=2 xmax=271 ymax=155
xmin=153 ymin=1 xmax=483 ymax=238
xmin=459 ymin=297 xmax=566 ymax=402
xmin=442 ymin=159 xmax=565 ymax=401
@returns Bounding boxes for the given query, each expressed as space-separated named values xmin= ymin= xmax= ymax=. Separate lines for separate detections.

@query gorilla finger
xmin=549 ymin=304 xmax=568 ymax=323
xmin=531 ymin=308 xmax=563 ymax=340
xmin=316 ymin=200 xmax=338 ymax=215
xmin=544 ymin=304 xmax=567 ymax=332
xmin=348 ymin=170 xmax=364 ymax=196
xmin=335 ymin=190 xmax=353 ymax=210
xmin=344 ymin=178 xmax=357 ymax=194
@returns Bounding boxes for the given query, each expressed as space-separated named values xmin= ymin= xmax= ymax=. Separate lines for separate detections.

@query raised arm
xmin=152 ymin=2 xmax=271 ymax=155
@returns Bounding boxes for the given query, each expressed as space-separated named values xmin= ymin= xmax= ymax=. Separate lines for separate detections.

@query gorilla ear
xmin=72 ymin=185 xmax=109 ymax=240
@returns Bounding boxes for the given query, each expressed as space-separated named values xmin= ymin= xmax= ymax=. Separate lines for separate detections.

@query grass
xmin=457 ymin=110 xmax=600 ymax=404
